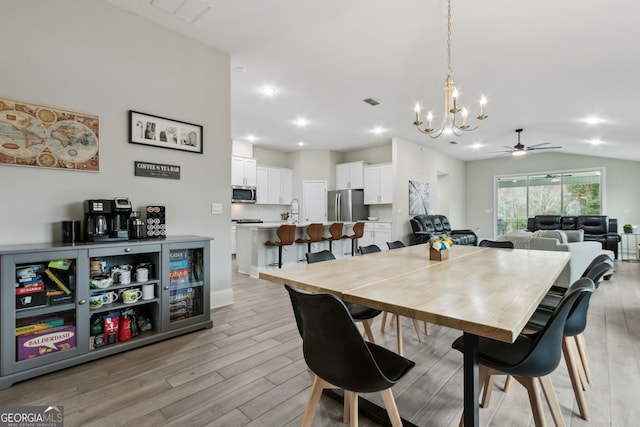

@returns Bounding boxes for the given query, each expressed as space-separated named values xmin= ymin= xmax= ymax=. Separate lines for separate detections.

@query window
xmin=496 ymin=169 xmax=603 ymax=236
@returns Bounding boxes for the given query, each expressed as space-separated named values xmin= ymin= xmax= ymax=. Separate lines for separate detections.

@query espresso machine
xmin=84 ymin=198 xmax=132 ymax=242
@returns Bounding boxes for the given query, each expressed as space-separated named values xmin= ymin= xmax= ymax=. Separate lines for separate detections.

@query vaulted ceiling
xmin=104 ymin=0 xmax=640 ymax=161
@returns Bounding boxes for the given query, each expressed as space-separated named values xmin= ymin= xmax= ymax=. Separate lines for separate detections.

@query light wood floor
xmin=1 ymin=258 xmax=639 ymax=426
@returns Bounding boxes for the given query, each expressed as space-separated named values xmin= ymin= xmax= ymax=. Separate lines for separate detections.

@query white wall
xmin=343 ymin=145 xmax=392 ymax=164
xmin=392 ymin=138 xmax=467 ymax=243
xmin=1 ymin=0 xmax=232 ymax=305
xmin=465 ymin=152 xmax=640 ymax=240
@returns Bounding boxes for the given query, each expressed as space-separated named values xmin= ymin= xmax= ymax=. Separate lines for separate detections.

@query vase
xmin=429 ymin=247 xmax=449 ymax=261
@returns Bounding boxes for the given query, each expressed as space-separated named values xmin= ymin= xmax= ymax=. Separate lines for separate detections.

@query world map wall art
xmin=0 ymin=96 xmax=99 ymax=171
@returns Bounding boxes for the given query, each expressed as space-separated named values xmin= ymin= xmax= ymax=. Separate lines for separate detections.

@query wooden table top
xmin=259 ymin=244 xmax=570 ymax=343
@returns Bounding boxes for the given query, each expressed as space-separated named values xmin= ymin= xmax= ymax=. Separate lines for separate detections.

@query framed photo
xmin=129 ymin=110 xmax=203 ymax=154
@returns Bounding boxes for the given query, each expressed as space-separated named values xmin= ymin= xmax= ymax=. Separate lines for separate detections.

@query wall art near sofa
xmin=0 ymin=96 xmax=99 ymax=171
xmin=409 ymin=180 xmax=430 ymax=215
xmin=129 ymin=110 xmax=202 ymax=154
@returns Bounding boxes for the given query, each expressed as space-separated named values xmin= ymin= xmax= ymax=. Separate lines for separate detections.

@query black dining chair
xmin=478 ymin=239 xmax=515 ymax=249
xmin=539 ymin=259 xmax=614 ymax=310
xmin=358 ymin=244 xmax=381 ymax=255
xmin=452 ymin=277 xmax=595 ymax=427
xmin=386 ymin=240 xmax=406 ymax=250
xmin=521 ymin=267 xmax=610 ymax=421
xmin=285 ymin=284 xmax=415 ymax=426
xmin=305 ymin=250 xmax=381 ymax=343
xmin=545 ymin=252 xmax=613 ymax=298
xmin=498 ymin=261 xmax=614 ymax=419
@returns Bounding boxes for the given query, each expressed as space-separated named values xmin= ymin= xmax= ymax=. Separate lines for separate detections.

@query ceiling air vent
xmin=151 ymin=0 xmax=212 ymax=23
xmin=363 ymin=98 xmax=380 ymax=106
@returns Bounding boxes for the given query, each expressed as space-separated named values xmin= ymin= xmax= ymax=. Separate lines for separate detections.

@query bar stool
xmin=295 ymin=223 xmax=324 ymax=252
xmin=323 ymin=222 xmax=344 ymax=253
xmin=265 ymin=224 xmax=296 ymax=268
xmin=342 ymin=222 xmax=364 ymax=256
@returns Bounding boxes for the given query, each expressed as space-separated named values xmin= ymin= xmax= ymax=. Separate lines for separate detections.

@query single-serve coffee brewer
xmin=84 ymin=198 xmax=132 ymax=242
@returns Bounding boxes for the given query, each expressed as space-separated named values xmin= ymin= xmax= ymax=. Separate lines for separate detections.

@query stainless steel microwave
xmin=232 ymin=186 xmax=257 ymax=203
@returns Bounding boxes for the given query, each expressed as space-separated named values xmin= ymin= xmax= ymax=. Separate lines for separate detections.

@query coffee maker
xmin=84 ymin=198 xmax=132 ymax=242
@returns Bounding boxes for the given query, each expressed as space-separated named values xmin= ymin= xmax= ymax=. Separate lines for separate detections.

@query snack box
xmin=16 ymin=325 xmax=76 ymax=361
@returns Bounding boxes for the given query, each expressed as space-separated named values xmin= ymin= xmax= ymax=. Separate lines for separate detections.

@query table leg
xmin=463 ymin=332 xmax=479 ymax=427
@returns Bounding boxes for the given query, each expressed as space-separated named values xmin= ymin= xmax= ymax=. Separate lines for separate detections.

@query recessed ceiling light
xmin=471 ymin=143 xmax=483 ymax=149
xmin=246 ymin=134 xmax=257 ymax=142
xmin=260 ymin=85 xmax=277 ymax=97
xmin=297 ymin=141 xmax=305 ymax=146
xmin=293 ymin=118 xmax=309 ymax=128
xmin=582 ymin=116 xmax=603 ymax=125
xmin=589 ymin=138 xmax=604 ymax=145
xmin=371 ymin=126 xmax=386 ymax=135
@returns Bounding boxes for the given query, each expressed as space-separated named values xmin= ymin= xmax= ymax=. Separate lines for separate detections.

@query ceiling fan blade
xmin=527 ymin=146 xmax=562 ymax=151
xmin=526 ymin=142 xmax=551 ymax=149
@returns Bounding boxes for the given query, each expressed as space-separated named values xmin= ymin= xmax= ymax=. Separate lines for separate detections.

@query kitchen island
xmin=236 ymin=222 xmax=358 ymax=277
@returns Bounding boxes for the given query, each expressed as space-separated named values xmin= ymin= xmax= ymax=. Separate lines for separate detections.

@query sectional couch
xmin=526 ymin=215 xmax=620 ymax=259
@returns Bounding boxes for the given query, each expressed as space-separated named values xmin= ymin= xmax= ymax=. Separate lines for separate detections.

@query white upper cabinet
xmin=255 ymin=166 xmax=268 ymax=204
xmin=336 ymin=161 xmax=366 ymax=190
xmin=231 ymin=156 xmax=257 ymax=187
xmin=364 ymin=163 xmax=393 ymax=204
xmin=257 ymin=165 xmax=293 ymax=205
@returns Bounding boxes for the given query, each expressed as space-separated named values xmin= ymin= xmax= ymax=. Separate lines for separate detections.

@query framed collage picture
xmin=129 ymin=110 xmax=202 ymax=154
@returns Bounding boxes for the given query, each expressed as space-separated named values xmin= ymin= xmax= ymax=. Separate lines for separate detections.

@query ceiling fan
xmin=499 ymin=129 xmax=562 ymax=156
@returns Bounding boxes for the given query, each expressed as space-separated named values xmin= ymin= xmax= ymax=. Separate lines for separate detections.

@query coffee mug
xmin=135 ymin=267 xmax=149 ymax=282
xmin=141 ymin=283 xmax=154 ymax=300
xmin=90 ymin=292 xmax=118 ymax=309
xmin=111 ymin=268 xmax=131 ymax=285
xmin=122 ymin=288 xmax=143 ymax=304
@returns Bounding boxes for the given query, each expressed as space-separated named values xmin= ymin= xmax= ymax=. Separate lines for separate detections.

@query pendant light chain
xmin=447 ymin=0 xmax=452 ymax=75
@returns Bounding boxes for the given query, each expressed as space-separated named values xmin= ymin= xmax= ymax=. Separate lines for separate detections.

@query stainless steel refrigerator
xmin=327 ymin=189 xmax=369 ymax=222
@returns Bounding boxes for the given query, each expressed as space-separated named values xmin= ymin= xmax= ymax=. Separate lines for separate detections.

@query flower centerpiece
xmin=428 ymin=234 xmax=453 ymax=261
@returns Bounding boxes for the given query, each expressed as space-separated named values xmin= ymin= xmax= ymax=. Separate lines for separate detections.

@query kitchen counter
xmin=236 ymin=221 xmax=385 ymax=277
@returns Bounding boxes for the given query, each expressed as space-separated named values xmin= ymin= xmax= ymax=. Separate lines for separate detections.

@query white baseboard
xmin=211 ymin=288 xmax=234 ymax=308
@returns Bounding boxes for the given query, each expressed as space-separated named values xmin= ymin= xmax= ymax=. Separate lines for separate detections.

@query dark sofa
xmin=526 ymin=215 xmax=620 ymax=258
xmin=409 ymin=214 xmax=478 ymax=246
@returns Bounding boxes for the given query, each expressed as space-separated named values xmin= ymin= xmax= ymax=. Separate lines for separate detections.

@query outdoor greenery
xmin=496 ymin=171 xmax=602 ymax=236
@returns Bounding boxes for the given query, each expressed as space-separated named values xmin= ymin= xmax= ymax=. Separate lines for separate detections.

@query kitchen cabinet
xmin=257 ymin=165 xmax=293 ymax=205
xmin=364 ymin=164 xmax=393 ymax=204
xmin=231 ymin=156 xmax=257 ymax=187
xmin=358 ymin=222 xmax=392 ymax=251
xmin=256 ymin=166 xmax=268 ymax=204
xmin=336 ymin=161 xmax=366 ymax=190
xmin=0 ymin=236 xmax=212 ymax=389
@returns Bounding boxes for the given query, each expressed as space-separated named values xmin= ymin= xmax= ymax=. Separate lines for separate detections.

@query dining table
xmin=259 ymin=243 xmax=570 ymax=427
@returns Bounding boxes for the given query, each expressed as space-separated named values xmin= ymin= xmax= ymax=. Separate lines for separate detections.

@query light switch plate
xmin=211 ymin=203 xmax=222 ymax=214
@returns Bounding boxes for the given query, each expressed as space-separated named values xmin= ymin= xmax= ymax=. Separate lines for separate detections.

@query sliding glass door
xmin=496 ymin=170 xmax=603 ymax=236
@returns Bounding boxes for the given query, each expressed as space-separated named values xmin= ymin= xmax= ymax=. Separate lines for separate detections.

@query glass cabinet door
xmin=162 ymin=241 xmax=210 ymax=330
xmin=1 ymin=250 xmax=87 ymax=375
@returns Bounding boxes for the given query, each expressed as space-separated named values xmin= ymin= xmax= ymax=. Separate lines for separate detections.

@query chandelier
xmin=413 ymin=0 xmax=487 ymax=138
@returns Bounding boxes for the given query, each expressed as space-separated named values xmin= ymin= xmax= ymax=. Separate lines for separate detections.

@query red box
xmin=16 ymin=326 xmax=76 ymax=361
